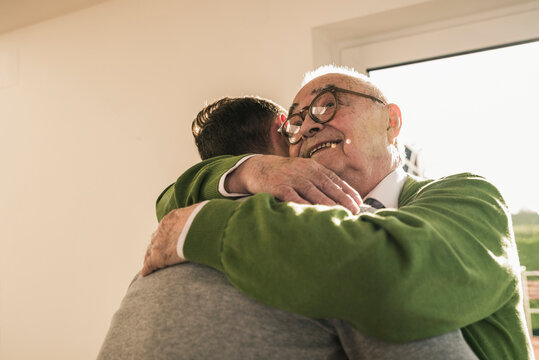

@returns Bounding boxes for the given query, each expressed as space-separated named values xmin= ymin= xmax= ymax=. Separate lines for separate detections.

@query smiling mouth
xmin=308 ymin=141 xmax=341 ymax=158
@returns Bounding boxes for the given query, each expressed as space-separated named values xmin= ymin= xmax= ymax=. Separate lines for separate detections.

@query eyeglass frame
xmin=278 ymin=86 xmax=386 ymax=144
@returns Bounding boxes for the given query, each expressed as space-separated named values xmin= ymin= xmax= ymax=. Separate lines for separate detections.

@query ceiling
xmin=0 ymin=0 xmax=110 ymax=35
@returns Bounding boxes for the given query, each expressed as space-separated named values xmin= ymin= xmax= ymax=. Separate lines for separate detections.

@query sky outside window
xmin=369 ymin=41 xmax=539 ymax=214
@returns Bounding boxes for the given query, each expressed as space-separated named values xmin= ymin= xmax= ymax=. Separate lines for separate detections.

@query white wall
xmin=0 ymin=0 xmax=428 ymax=358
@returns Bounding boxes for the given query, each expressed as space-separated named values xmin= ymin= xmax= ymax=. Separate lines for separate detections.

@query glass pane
xmin=369 ymin=41 xmax=539 ymax=214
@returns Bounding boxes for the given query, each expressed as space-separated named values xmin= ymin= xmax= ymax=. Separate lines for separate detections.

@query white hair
xmin=302 ymin=64 xmax=388 ymax=104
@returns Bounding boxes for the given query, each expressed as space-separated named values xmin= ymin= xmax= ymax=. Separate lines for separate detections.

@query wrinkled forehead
xmin=289 ymin=74 xmax=364 ymax=114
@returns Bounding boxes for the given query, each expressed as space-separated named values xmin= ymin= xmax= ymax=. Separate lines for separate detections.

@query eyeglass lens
xmin=283 ymin=90 xmax=337 ymax=144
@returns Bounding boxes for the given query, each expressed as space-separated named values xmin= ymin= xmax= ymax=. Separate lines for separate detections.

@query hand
xmin=226 ymin=155 xmax=362 ymax=214
xmin=141 ymin=205 xmax=198 ymax=276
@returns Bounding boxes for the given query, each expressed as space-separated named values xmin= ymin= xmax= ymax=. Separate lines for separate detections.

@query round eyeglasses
xmin=278 ymin=86 xmax=386 ymax=144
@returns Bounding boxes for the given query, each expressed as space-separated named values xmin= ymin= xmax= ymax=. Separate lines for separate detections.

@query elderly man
xmin=143 ymin=67 xmax=533 ymax=359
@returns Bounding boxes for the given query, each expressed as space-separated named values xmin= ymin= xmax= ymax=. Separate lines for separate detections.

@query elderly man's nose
xmin=301 ymin=116 xmax=323 ymax=137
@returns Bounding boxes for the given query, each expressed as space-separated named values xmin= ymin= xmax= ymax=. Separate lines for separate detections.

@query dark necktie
xmin=364 ymin=198 xmax=385 ymax=209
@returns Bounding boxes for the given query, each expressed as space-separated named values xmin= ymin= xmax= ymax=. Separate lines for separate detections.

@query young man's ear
xmin=387 ymin=104 xmax=402 ymax=143
xmin=269 ymin=114 xmax=289 ymax=157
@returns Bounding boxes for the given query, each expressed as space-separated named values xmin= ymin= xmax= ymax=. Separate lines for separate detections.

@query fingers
xmin=273 ymin=174 xmax=360 ymax=214
xmin=141 ymin=239 xmax=161 ymax=276
xmin=302 ymin=177 xmax=359 ymax=214
xmin=239 ymin=155 xmax=361 ymax=213
xmin=291 ymin=160 xmax=361 ymax=214
xmin=141 ymin=254 xmax=154 ymax=277
xmin=317 ymin=172 xmax=362 ymax=214
xmin=273 ymin=185 xmax=321 ymax=205
xmin=284 ymin=179 xmax=338 ymax=207
xmin=142 ymin=240 xmax=178 ymax=276
xmin=338 ymin=179 xmax=363 ymax=206
xmin=141 ymin=206 xmax=197 ymax=276
xmin=142 ymin=227 xmax=182 ymax=276
xmin=141 ymin=254 xmax=153 ymax=276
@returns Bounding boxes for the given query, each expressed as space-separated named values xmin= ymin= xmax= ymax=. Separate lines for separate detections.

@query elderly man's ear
xmin=387 ymin=104 xmax=402 ymax=143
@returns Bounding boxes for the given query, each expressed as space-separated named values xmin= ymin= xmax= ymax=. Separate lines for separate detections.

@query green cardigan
xmin=156 ymin=155 xmax=533 ymax=360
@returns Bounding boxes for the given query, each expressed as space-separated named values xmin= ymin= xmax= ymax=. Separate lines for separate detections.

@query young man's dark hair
xmin=192 ymin=97 xmax=287 ymax=160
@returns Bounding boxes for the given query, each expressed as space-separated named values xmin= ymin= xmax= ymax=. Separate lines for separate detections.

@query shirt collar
xmin=365 ymin=167 xmax=407 ymax=209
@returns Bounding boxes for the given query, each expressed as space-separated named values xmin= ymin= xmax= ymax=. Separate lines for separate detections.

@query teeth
xmin=309 ymin=142 xmax=338 ymax=158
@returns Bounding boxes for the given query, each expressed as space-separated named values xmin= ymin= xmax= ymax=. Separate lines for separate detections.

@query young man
xmin=155 ymin=96 xmax=289 ymax=221
xmin=143 ymin=67 xmax=533 ymax=359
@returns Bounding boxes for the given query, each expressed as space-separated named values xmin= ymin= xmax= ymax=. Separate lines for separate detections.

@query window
xmin=369 ymin=41 xmax=539 ymax=213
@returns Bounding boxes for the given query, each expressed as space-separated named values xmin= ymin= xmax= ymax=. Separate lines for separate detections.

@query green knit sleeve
xmin=183 ymin=173 xmax=525 ymax=355
xmin=155 ymin=154 xmax=252 ymax=221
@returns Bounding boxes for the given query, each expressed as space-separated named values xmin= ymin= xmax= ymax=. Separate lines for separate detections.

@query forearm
xmin=156 ymin=154 xmax=364 ymax=221
xmin=183 ymin=174 xmax=518 ymax=341
xmin=156 ymin=154 xmax=252 ymax=221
